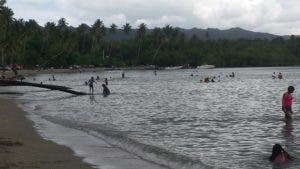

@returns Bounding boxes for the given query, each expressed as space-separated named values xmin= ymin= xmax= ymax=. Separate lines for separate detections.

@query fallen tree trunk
xmin=0 ymin=80 xmax=88 ymax=95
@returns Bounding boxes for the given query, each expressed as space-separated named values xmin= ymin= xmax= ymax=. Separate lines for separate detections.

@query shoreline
xmin=0 ymin=97 xmax=95 ymax=169
xmin=1 ymin=66 xmax=157 ymax=79
xmin=0 ymin=96 xmax=170 ymax=169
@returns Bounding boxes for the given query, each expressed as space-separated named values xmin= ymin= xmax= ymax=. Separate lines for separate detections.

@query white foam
xmin=25 ymin=111 xmax=168 ymax=169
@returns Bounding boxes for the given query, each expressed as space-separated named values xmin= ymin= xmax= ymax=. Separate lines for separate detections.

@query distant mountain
xmin=102 ymin=27 xmax=279 ymax=41
xmin=180 ymin=27 xmax=278 ymax=40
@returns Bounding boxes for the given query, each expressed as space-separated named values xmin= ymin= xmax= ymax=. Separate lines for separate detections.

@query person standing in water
xmin=282 ymin=86 xmax=295 ymax=121
xmin=278 ymin=72 xmax=283 ymax=79
xmin=88 ymin=76 xmax=96 ymax=94
xmin=122 ymin=71 xmax=125 ymax=78
xmin=272 ymin=72 xmax=276 ymax=79
xmin=104 ymin=78 xmax=108 ymax=85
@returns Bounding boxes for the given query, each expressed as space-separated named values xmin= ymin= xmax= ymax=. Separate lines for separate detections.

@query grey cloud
xmin=6 ymin=0 xmax=300 ymax=35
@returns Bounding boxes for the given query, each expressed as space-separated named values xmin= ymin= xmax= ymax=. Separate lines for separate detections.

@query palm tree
xmin=151 ymin=28 xmax=163 ymax=63
xmin=0 ymin=0 xmax=14 ymax=65
xmin=122 ymin=22 xmax=131 ymax=35
xmin=9 ymin=19 xmax=26 ymax=64
xmin=136 ymin=23 xmax=146 ymax=60
xmin=0 ymin=0 xmax=6 ymax=6
xmin=91 ymin=19 xmax=106 ymax=54
xmin=76 ymin=23 xmax=91 ymax=54
xmin=109 ymin=23 xmax=117 ymax=34
xmin=108 ymin=23 xmax=118 ymax=57
xmin=44 ymin=22 xmax=56 ymax=41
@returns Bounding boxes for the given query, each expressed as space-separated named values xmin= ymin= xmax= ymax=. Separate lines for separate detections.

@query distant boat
xmin=165 ymin=66 xmax=183 ymax=70
xmin=197 ymin=64 xmax=215 ymax=69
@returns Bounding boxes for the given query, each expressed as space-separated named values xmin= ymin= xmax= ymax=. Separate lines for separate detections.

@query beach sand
xmin=0 ymin=98 xmax=95 ymax=169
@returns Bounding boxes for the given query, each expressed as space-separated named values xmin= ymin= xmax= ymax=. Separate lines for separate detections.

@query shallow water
xmin=2 ymin=67 xmax=300 ymax=169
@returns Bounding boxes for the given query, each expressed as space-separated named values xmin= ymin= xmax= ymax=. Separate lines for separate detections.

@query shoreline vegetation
xmin=0 ymin=98 xmax=95 ymax=169
xmin=2 ymin=1 xmax=300 ymax=70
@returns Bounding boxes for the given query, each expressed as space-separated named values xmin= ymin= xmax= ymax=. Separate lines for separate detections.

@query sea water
xmin=2 ymin=67 xmax=300 ymax=169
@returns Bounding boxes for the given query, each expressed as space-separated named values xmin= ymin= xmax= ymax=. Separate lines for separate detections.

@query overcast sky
xmin=6 ymin=0 xmax=300 ymax=35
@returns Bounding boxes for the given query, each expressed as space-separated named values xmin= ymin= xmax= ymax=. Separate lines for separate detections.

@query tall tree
xmin=9 ymin=19 xmax=26 ymax=64
xmin=0 ymin=0 xmax=14 ymax=65
xmin=90 ymin=19 xmax=106 ymax=55
xmin=136 ymin=23 xmax=147 ymax=60
xmin=108 ymin=23 xmax=118 ymax=57
xmin=122 ymin=22 xmax=131 ymax=35
xmin=76 ymin=23 xmax=91 ymax=54
xmin=109 ymin=23 xmax=117 ymax=34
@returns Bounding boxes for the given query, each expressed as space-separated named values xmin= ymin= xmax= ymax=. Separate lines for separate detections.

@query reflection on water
xmin=6 ymin=67 xmax=300 ymax=169
xmin=283 ymin=121 xmax=294 ymax=139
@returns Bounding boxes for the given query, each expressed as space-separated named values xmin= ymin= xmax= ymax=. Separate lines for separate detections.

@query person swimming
xmin=269 ymin=144 xmax=293 ymax=163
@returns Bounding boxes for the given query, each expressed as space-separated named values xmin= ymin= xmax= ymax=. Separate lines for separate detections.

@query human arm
xmin=283 ymin=150 xmax=294 ymax=161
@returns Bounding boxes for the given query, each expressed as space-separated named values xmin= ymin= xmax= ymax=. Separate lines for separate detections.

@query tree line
xmin=1 ymin=0 xmax=300 ymax=68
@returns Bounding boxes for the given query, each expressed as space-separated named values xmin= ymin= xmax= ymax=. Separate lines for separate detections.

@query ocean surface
xmin=1 ymin=67 xmax=300 ymax=169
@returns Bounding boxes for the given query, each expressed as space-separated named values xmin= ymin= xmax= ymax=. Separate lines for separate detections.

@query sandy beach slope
xmin=0 ymin=98 xmax=95 ymax=169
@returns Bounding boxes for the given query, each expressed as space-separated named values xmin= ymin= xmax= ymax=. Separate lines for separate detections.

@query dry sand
xmin=0 ymin=98 xmax=95 ymax=169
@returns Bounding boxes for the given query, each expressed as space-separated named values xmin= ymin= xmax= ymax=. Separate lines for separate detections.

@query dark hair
xmin=269 ymin=144 xmax=294 ymax=162
xmin=288 ymin=86 xmax=295 ymax=93
xmin=269 ymin=144 xmax=284 ymax=161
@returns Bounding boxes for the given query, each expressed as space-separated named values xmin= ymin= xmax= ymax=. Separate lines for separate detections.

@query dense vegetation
xmin=1 ymin=0 xmax=300 ymax=68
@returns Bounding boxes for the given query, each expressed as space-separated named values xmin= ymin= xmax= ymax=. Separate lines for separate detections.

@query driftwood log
xmin=0 ymin=80 xmax=88 ymax=95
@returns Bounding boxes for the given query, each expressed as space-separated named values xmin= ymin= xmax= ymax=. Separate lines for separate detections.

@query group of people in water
xmin=272 ymin=72 xmax=283 ymax=79
xmin=269 ymin=85 xmax=296 ymax=163
xmin=198 ymin=72 xmax=235 ymax=83
xmin=34 ymin=69 xmax=297 ymax=164
xmin=84 ymin=71 xmax=126 ymax=96
xmin=86 ymin=76 xmax=110 ymax=96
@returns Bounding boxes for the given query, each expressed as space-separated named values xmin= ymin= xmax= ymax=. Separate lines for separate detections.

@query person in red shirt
xmin=282 ymin=86 xmax=295 ymax=121
xmin=269 ymin=144 xmax=293 ymax=163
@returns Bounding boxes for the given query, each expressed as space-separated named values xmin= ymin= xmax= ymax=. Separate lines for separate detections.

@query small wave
xmin=43 ymin=116 xmax=214 ymax=169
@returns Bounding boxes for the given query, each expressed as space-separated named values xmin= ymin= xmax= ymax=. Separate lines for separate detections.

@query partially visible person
xmin=204 ymin=77 xmax=209 ymax=83
xmin=269 ymin=144 xmax=293 ymax=163
xmin=278 ymin=72 xmax=283 ymax=79
xmin=272 ymin=72 xmax=276 ymax=79
xmin=102 ymin=83 xmax=110 ymax=96
xmin=229 ymin=72 xmax=235 ymax=78
xmin=104 ymin=78 xmax=108 ymax=85
xmin=282 ymin=86 xmax=295 ymax=121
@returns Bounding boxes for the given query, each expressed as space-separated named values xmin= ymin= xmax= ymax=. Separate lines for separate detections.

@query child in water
xmin=282 ymin=86 xmax=295 ymax=121
xmin=102 ymin=83 xmax=110 ymax=96
xmin=269 ymin=144 xmax=293 ymax=163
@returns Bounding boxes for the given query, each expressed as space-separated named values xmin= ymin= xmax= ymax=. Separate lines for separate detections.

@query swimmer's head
xmin=288 ymin=86 xmax=295 ymax=93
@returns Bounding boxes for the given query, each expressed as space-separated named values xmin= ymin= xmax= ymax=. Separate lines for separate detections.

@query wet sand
xmin=0 ymin=98 xmax=95 ymax=169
